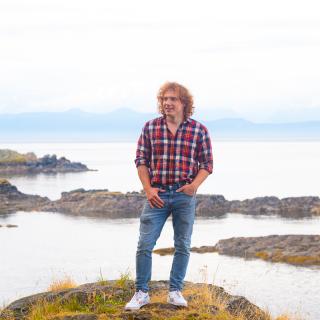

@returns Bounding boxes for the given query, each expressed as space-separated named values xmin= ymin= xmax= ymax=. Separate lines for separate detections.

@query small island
xmin=153 ymin=235 xmax=320 ymax=267
xmin=0 ymin=149 xmax=92 ymax=174
xmin=1 ymin=180 xmax=320 ymax=218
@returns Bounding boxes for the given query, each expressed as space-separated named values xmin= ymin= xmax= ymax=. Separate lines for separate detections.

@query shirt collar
xmin=161 ymin=116 xmax=191 ymax=125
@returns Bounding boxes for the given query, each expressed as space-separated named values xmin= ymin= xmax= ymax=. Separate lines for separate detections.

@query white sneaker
xmin=167 ymin=290 xmax=188 ymax=307
xmin=124 ymin=290 xmax=150 ymax=311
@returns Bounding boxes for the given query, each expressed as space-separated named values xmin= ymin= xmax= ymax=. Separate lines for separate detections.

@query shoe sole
xmin=167 ymin=298 xmax=187 ymax=307
xmin=124 ymin=301 xmax=150 ymax=311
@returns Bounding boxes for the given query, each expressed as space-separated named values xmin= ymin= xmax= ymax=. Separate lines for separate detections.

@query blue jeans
xmin=135 ymin=182 xmax=196 ymax=292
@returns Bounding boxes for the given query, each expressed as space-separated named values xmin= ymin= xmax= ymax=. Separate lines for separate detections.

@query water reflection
xmin=1 ymin=212 xmax=320 ymax=319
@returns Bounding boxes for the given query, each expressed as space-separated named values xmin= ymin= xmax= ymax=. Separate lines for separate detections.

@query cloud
xmin=0 ymin=0 xmax=320 ymax=119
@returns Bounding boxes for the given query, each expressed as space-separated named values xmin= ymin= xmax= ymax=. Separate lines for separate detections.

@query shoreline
xmin=1 ymin=179 xmax=320 ymax=219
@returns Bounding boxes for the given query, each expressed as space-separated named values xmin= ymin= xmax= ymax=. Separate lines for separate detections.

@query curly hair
xmin=157 ymin=82 xmax=194 ymax=120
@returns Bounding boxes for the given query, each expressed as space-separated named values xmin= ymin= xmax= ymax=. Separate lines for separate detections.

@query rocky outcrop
xmin=154 ymin=235 xmax=320 ymax=267
xmin=154 ymin=246 xmax=218 ymax=256
xmin=1 ymin=180 xmax=320 ymax=218
xmin=41 ymin=189 xmax=146 ymax=218
xmin=0 ymin=179 xmax=50 ymax=214
xmin=0 ymin=149 xmax=92 ymax=174
xmin=228 ymin=196 xmax=320 ymax=218
xmin=41 ymin=190 xmax=320 ymax=219
xmin=0 ymin=280 xmax=268 ymax=320
xmin=215 ymin=234 xmax=320 ymax=266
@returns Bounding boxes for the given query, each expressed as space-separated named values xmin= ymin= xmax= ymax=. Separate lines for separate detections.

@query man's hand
xmin=145 ymin=187 xmax=166 ymax=208
xmin=176 ymin=183 xmax=197 ymax=196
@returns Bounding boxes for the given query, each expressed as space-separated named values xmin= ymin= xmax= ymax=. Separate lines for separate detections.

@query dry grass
xmin=149 ymin=284 xmax=269 ymax=320
xmin=1 ymin=273 xmax=304 ymax=320
xmin=255 ymin=250 xmax=320 ymax=266
xmin=47 ymin=276 xmax=77 ymax=292
xmin=153 ymin=247 xmax=175 ymax=256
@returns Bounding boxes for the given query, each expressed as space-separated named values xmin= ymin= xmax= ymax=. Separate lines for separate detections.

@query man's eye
xmin=163 ymin=97 xmax=178 ymax=102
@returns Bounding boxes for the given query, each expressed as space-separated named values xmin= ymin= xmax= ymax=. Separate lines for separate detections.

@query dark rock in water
xmin=229 ymin=196 xmax=320 ymax=217
xmin=40 ymin=189 xmax=320 ymax=219
xmin=0 ymin=179 xmax=50 ymax=215
xmin=155 ymin=235 xmax=320 ymax=267
xmin=0 ymin=149 xmax=93 ymax=174
xmin=0 ymin=280 xmax=267 ymax=320
xmin=1 ymin=179 xmax=320 ymax=219
xmin=215 ymin=234 xmax=320 ymax=266
xmin=154 ymin=246 xmax=218 ymax=256
xmin=41 ymin=189 xmax=146 ymax=218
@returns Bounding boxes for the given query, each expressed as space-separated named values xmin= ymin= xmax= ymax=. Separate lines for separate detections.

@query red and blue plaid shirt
xmin=135 ymin=116 xmax=213 ymax=185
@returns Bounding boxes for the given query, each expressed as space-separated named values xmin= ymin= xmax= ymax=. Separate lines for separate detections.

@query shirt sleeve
xmin=197 ymin=126 xmax=213 ymax=174
xmin=134 ymin=123 xmax=151 ymax=168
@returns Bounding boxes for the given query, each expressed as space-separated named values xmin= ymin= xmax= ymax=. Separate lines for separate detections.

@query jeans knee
xmin=174 ymin=239 xmax=191 ymax=255
xmin=137 ymin=239 xmax=155 ymax=257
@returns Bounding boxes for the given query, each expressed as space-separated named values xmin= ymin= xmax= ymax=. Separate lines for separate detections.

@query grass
xmin=1 ymin=273 xmax=304 ymax=320
xmin=115 ymin=269 xmax=133 ymax=289
xmin=255 ymin=250 xmax=320 ymax=266
xmin=0 ymin=149 xmax=36 ymax=164
xmin=47 ymin=276 xmax=77 ymax=292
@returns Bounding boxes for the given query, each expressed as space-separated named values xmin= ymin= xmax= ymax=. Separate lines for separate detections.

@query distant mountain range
xmin=0 ymin=108 xmax=319 ymax=141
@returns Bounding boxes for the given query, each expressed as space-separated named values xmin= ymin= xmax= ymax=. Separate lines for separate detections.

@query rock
xmin=1 ymin=180 xmax=320 ymax=219
xmin=0 ymin=149 xmax=92 ymax=175
xmin=154 ymin=235 xmax=320 ymax=267
xmin=39 ymin=190 xmax=320 ymax=219
xmin=225 ymin=295 xmax=265 ymax=319
xmin=0 ymin=281 xmax=267 ymax=320
xmin=215 ymin=234 xmax=320 ymax=266
xmin=154 ymin=246 xmax=218 ymax=256
xmin=6 ymin=224 xmax=18 ymax=228
xmin=41 ymin=190 xmax=146 ymax=218
xmin=0 ymin=180 xmax=50 ymax=215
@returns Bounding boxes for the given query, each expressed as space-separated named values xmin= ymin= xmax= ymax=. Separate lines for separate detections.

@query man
xmin=125 ymin=82 xmax=213 ymax=310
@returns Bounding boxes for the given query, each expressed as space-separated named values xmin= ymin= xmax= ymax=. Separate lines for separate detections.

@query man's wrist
xmin=143 ymin=185 xmax=152 ymax=192
xmin=190 ymin=181 xmax=199 ymax=191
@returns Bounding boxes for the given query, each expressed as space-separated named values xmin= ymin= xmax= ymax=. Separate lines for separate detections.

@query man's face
xmin=162 ymin=89 xmax=184 ymax=119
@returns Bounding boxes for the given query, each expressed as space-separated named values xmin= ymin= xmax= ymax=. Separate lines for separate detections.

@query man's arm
xmin=134 ymin=124 xmax=165 ymax=208
xmin=137 ymin=165 xmax=165 ymax=208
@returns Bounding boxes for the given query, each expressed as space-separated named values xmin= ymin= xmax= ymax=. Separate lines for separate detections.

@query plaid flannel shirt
xmin=134 ymin=116 xmax=213 ymax=185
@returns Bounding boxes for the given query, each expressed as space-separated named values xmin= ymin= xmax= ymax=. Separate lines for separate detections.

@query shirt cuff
xmin=199 ymin=163 xmax=213 ymax=174
xmin=135 ymin=158 xmax=150 ymax=168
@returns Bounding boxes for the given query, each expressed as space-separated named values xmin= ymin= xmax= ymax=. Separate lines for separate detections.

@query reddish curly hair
xmin=157 ymin=82 xmax=194 ymax=120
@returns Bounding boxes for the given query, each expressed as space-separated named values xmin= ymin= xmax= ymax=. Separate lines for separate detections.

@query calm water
xmin=1 ymin=212 xmax=320 ymax=319
xmin=1 ymin=142 xmax=320 ymax=319
xmin=0 ymin=141 xmax=319 ymax=200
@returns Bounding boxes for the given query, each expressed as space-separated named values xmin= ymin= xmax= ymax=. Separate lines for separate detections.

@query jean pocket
xmin=181 ymin=191 xmax=195 ymax=198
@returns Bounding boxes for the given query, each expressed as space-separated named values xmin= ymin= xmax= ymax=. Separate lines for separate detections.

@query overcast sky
xmin=0 ymin=0 xmax=320 ymax=121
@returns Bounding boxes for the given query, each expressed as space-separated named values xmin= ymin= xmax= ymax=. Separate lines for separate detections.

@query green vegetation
xmin=115 ymin=269 xmax=133 ymax=289
xmin=47 ymin=276 xmax=77 ymax=292
xmin=0 ymin=149 xmax=37 ymax=164
xmin=1 ymin=275 xmax=302 ymax=320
